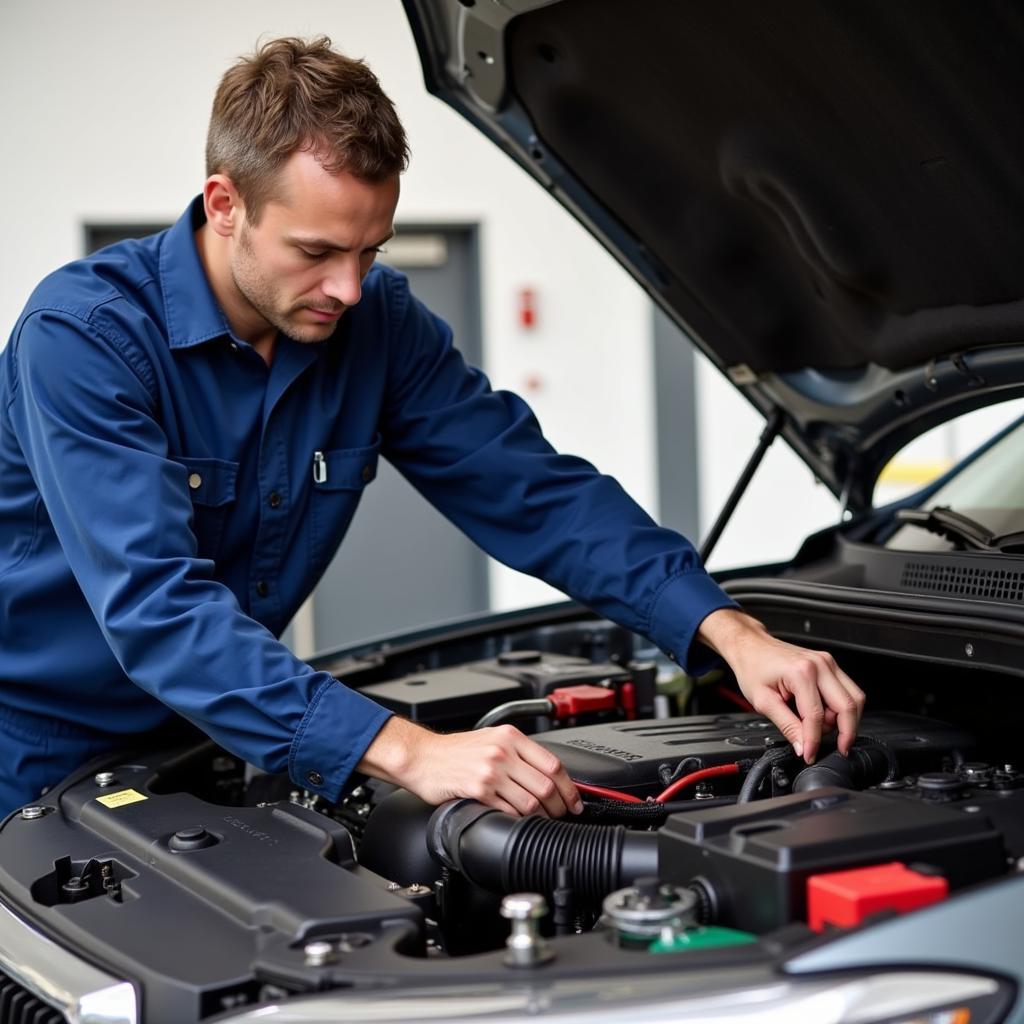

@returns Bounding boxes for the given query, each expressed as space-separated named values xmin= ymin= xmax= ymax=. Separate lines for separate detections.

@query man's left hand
xmin=697 ymin=608 xmax=866 ymax=764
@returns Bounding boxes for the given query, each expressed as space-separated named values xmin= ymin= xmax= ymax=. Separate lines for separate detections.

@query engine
xmin=4 ymin=639 xmax=1024 ymax=1018
xmin=343 ymin=653 xmax=1024 ymax=950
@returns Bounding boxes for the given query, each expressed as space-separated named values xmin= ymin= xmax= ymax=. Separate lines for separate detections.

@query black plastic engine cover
xmin=538 ymin=712 xmax=974 ymax=800
xmin=0 ymin=760 xmax=423 ymax=1022
xmin=659 ymin=786 xmax=1009 ymax=934
xmin=360 ymin=651 xmax=630 ymax=730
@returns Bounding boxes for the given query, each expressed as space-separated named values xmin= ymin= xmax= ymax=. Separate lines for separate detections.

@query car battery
xmin=658 ymin=787 xmax=1005 ymax=934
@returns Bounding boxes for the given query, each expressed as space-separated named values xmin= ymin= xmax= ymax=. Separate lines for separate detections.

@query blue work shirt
xmin=0 ymin=197 xmax=735 ymax=809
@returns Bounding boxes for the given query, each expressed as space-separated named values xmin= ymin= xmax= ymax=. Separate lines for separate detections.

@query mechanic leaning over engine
xmin=0 ymin=37 xmax=866 ymax=818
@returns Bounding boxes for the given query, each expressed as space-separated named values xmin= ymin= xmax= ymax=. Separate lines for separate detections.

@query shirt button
xmin=307 ymin=770 xmax=324 ymax=787
xmin=268 ymin=491 xmax=282 ymax=509
xmin=230 ymin=342 xmax=239 ymax=351
xmin=188 ymin=473 xmax=202 ymax=490
xmin=361 ymin=465 xmax=373 ymax=483
xmin=256 ymin=580 xmax=269 ymax=598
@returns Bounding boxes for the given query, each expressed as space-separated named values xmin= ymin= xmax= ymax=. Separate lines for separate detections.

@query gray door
xmin=311 ymin=226 xmax=489 ymax=652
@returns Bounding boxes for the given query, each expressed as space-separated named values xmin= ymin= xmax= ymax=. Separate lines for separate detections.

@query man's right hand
xmin=357 ymin=716 xmax=583 ymax=817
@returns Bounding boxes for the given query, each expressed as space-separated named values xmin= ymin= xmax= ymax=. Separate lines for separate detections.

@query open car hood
xmin=401 ymin=0 xmax=1024 ymax=509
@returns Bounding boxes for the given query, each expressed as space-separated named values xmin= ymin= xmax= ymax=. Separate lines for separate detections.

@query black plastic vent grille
xmin=0 ymin=966 xmax=66 ymax=1024
xmin=901 ymin=561 xmax=1024 ymax=601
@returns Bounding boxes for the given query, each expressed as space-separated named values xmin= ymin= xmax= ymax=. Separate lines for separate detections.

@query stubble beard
xmin=231 ymin=224 xmax=338 ymax=344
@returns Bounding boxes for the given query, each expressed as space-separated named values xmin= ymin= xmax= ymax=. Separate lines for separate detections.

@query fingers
xmin=752 ymin=688 xmax=806 ymax=759
xmin=787 ymin=652 xmax=866 ymax=761
xmin=516 ymin=735 xmax=583 ymax=815
xmin=821 ymin=658 xmax=866 ymax=756
xmin=467 ymin=725 xmax=581 ymax=818
xmin=744 ymin=646 xmax=865 ymax=765
xmin=790 ymin=664 xmax=826 ymax=765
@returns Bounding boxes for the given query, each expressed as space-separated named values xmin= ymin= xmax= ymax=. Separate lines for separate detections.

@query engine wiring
xmin=573 ymin=762 xmax=742 ymax=806
xmin=574 ymin=782 xmax=645 ymax=804
xmin=654 ymin=762 xmax=741 ymax=803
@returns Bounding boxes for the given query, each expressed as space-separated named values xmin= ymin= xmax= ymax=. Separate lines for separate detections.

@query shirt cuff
xmin=289 ymin=676 xmax=394 ymax=802
xmin=646 ymin=571 xmax=739 ymax=677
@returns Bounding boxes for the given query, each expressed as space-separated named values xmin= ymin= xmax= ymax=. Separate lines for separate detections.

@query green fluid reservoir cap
xmin=649 ymin=926 xmax=757 ymax=953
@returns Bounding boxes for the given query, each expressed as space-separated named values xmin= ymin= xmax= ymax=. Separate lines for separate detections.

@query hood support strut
xmin=699 ymin=408 xmax=785 ymax=564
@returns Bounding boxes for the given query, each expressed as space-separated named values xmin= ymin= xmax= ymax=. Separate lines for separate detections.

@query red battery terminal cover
xmin=548 ymin=684 xmax=618 ymax=720
xmin=807 ymin=861 xmax=948 ymax=932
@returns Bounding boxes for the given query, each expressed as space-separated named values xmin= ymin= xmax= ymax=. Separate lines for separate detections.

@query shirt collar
xmin=159 ymin=196 xmax=234 ymax=350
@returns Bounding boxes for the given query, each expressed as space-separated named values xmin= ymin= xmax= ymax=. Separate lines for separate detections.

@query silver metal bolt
xmin=303 ymin=940 xmax=335 ymax=967
xmin=94 ymin=772 xmax=116 ymax=787
xmin=386 ymin=882 xmax=401 ymax=892
xmin=501 ymin=892 xmax=554 ymax=968
xmin=602 ymin=880 xmax=699 ymax=946
xmin=406 ymin=883 xmax=429 ymax=895
xmin=20 ymin=806 xmax=45 ymax=820
xmin=964 ymin=642 xmax=975 ymax=658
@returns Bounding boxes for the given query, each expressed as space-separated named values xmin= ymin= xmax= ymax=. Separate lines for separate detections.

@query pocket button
xmin=188 ymin=473 xmax=202 ymax=490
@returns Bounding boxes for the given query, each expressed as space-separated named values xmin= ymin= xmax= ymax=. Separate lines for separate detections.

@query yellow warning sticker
xmin=96 ymin=789 xmax=148 ymax=809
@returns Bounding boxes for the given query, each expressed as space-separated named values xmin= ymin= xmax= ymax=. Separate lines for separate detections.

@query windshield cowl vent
xmin=901 ymin=560 xmax=1024 ymax=602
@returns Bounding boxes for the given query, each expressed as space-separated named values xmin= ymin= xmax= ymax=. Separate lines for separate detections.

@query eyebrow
xmin=287 ymin=231 xmax=394 ymax=252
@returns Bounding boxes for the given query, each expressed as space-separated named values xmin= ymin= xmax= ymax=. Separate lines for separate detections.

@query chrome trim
xmin=0 ymin=896 xmax=137 ymax=1024
xmin=218 ymin=969 xmax=998 ymax=1023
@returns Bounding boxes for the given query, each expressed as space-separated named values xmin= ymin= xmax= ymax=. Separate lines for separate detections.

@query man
xmin=0 ymin=38 xmax=864 ymax=818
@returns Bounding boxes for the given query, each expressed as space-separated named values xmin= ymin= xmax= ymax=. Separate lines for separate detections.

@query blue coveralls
xmin=0 ymin=197 xmax=734 ymax=815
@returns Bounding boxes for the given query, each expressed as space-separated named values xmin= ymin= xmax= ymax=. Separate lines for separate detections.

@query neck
xmin=195 ymin=223 xmax=277 ymax=363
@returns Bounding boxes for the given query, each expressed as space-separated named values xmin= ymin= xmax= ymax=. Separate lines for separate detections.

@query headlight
xmin=219 ymin=969 xmax=1011 ymax=1024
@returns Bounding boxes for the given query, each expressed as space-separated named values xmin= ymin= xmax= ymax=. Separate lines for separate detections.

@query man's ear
xmin=203 ymin=175 xmax=243 ymax=238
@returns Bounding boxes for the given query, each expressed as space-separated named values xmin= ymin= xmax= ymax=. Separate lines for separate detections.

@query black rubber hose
xmin=428 ymin=800 xmax=658 ymax=904
xmin=793 ymin=745 xmax=892 ymax=793
xmin=737 ymin=745 xmax=798 ymax=803
xmin=855 ymin=735 xmax=900 ymax=781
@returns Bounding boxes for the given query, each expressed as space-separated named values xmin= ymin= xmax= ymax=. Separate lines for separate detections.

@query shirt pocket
xmin=172 ymin=456 xmax=239 ymax=562
xmin=309 ymin=434 xmax=382 ymax=579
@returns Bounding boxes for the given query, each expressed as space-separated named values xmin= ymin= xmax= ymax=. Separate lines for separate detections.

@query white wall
xmin=0 ymin=0 xmax=657 ymax=613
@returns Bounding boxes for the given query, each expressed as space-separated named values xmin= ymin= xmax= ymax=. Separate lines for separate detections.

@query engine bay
xmin=2 ymin=614 xmax=1023 ymax=1020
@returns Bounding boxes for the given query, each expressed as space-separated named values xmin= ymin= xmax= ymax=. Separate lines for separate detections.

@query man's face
xmin=230 ymin=150 xmax=400 ymax=343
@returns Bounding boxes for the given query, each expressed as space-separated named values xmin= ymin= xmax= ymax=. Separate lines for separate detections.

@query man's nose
xmin=322 ymin=261 xmax=362 ymax=307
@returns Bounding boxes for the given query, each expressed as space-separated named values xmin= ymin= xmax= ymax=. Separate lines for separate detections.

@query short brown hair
xmin=206 ymin=36 xmax=409 ymax=222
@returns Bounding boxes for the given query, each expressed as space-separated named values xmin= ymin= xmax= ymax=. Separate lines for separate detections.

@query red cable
xmin=573 ymin=781 xmax=645 ymax=804
xmin=654 ymin=763 xmax=740 ymax=804
xmin=716 ymin=684 xmax=754 ymax=713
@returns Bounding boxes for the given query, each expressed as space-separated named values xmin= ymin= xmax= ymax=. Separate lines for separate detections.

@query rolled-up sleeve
xmin=378 ymin=274 xmax=737 ymax=675
xmin=9 ymin=309 xmax=389 ymax=800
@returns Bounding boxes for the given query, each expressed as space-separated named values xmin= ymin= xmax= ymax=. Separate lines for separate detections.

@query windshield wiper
xmin=896 ymin=505 xmax=1024 ymax=554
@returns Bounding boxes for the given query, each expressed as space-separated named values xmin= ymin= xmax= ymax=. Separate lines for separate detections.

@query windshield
xmin=887 ymin=414 xmax=1024 ymax=551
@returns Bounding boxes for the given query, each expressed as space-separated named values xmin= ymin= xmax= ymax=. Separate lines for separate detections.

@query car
xmin=3 ymin=2 xmax=1024 ymax=1022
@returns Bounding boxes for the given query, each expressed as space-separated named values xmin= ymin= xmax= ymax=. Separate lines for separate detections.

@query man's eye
xmin=299 ymin=249 xmax=327 ymax=260
xmin=366 ymin=247 xmax=386 ymax=256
